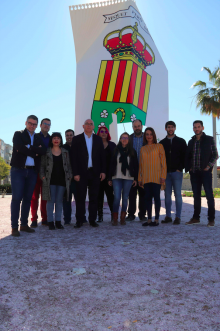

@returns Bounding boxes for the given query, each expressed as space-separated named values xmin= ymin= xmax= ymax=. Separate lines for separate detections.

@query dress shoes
xmin=90 ymin=222 xmax=99 ymax=227
xmin=97 ymin=216 xmax=103 ymax=223
xmin=74 ymin=223 xmax=82 ymax=228
xmin=20 ymin=225 xmax=35 ymax=233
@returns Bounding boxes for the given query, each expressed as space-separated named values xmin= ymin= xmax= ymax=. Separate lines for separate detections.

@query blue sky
xmin=1 ymin=0 xmax=220 ymax=163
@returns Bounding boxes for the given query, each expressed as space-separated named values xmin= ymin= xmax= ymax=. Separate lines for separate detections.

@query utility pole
xmin=213 ymin=116 xmax=217 ymax=188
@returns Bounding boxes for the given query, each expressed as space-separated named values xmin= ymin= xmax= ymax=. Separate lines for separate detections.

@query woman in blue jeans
xmin=40 ymin=132 xmax=72 ymax=230
xmin=108 ymin=132 xmax=138 ymax=226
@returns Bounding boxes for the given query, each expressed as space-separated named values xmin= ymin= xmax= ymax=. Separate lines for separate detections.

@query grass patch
xmin=182 ymin=188 xmax=220 ymax=198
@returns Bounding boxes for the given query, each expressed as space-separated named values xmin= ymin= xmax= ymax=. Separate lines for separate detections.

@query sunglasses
xmin=100 ymin=130 xmax=108 ymax=133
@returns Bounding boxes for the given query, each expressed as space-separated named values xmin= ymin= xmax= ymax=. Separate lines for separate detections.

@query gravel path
xmin=1 ymin=196 xmax=220 ymax=331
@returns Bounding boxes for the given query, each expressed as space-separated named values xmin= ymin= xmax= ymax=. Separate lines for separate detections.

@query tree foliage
xmin=191 ymin=65 xmax=220 ymax=118
xmin=0 ymin=157 xmax=11 ymax=180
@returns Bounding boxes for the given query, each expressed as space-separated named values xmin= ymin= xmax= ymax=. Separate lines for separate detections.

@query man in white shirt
xmin=71 ymin=119 xmax=106 ymax=228
xmin=10 ymin=115 xmax=46 ymax=236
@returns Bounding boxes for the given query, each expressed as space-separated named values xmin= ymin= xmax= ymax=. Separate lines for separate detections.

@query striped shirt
xmin=138 ymin=144 xmax=167 ymax=187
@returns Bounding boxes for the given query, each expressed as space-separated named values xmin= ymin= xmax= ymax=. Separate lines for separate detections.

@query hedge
xmin=182 ymin=188 xmax=220 ymax=198
xmin=0 ymin=184 xmax=12 ymax=193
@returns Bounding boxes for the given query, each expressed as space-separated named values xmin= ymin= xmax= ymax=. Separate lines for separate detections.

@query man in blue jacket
xmin=10 ymin=115 xmax=46 ymax=236
xmin=185 ymin=120 xmax=218 ymax=227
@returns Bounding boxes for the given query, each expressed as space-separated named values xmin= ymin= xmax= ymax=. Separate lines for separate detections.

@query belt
xmin=24 ymin=166 xmax=35 ymax=169
xmin=88 ymin=167 xmax=93 ymax=170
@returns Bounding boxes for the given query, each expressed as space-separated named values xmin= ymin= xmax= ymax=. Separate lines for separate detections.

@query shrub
xmin=0 ymin=184 xmax=12 ymax=193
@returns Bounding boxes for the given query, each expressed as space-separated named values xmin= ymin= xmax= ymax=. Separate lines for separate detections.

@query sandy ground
xmin=0 ymin=196 xmax=220 ymax=331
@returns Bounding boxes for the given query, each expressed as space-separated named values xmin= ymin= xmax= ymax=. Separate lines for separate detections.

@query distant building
xmin=0 ymin=139 xmax=12 ymax=185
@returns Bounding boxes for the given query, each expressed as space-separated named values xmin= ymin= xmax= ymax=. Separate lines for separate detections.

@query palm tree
xmin=191 ymin=65 xmax=220 ymax=117
xmin=191 ymin=64 xmax=220 ymax=187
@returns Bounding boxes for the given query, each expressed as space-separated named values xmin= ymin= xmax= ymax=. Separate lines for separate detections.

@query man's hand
xmin=108 ymin=181 xmax=112 ymax=186
xmin=138 ymin=181 xmax=143 ymax=188
xmin=100 ymin=173 xmax=106 ymax=181
xmin=160 ymin=178 xmax=165 ymax=184
xmin=74 ymin=175 xmax=80 ymax=182
xmin=204 ymin=166 xmax=210 ymax=171
xmin=176 ymin=170 xmax=181 ymax=172
xmin=132 ymin=180 xmax=137 ymax=187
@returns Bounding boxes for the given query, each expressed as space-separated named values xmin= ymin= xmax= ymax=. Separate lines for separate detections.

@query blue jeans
xmin=63 ymin=181 xmax=76 ymax=224
xmin=11 ymin=167 xmax=38 ymax=228
xmin=47 ymin=185 xmax=66 ymax=223
xmin=190 ymin=170 xmax=215 ymax=221
xmin=144 ymin=183 xmax=161 ymax=220
xmin=165 ymin=171 xmax=183 ymax=218
xmin=112 ymin=179 xmax=133 ymax=213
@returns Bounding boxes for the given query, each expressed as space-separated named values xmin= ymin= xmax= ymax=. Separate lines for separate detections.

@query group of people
xmin=10 ymin=115 xmax=218 ymax=237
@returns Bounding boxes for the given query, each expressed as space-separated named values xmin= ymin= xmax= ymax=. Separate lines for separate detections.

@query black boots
xmin=55 ymin=221 xmax=64 ymax=229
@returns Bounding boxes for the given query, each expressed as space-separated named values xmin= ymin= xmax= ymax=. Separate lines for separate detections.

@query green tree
xmin=191 ymin=65 xmax=220 ymax=117
xmin=0 ymin=157 xmax=11 ymax=180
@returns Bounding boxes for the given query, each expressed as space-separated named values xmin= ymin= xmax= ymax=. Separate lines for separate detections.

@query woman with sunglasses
xmin=108 ymin=132 xmax=138 ymax=226
xmin=97 ymin=126 xmax=116 ymax=222
xmin=138 ymin=127 xmax=167 ymax=227
xmin=40 ymin=132 xmax=72 ymax=230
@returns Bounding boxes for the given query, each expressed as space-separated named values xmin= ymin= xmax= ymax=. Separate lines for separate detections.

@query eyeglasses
xmin=85 ymin=122 xmax=93 ymax=126
xmin=27 ymin=121 xmax=37 ymax=127
xmin=100 ymin=130 xmax=108 ymax=133
xmin=42 ymin=122 xmax=51 ymax=127
xmin=121 ymin=137 xmax=129 ymax=140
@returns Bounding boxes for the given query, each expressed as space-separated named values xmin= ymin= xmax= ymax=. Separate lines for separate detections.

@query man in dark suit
xmin=10 ymin=115 xmax=47 ymax=236
xmin=71 ymin=119 xmax=106 ymax=228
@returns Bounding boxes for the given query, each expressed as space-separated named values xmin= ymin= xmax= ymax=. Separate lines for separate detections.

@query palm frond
xmin=191 ymin=80 xmax=206 ymax=89
xmin=202 ymin=67 xmax=212 ymax=79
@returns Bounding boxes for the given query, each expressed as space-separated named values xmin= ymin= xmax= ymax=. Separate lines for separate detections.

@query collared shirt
xmin=133 ymin=133 xmax=144 ymax=162
xmin=193 ymin=139 xmax=201 ymax=171
xmin=40 ymin=132 xmax=50 ymax=148
xmin=25 ymin=131 xmax=35 ymax=166
xmin=84 ymin=133 xmax=93 ymax=168
xmin=192 ymin=134 xmax=219 ymax=172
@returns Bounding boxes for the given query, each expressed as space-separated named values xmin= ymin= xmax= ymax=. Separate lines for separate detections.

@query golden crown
xmin=104 ymin=23 xmax=155 ymax=70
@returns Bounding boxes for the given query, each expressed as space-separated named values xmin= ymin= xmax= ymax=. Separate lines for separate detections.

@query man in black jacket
xmin=126 ymin=119 xmax=147 ymax=221
xmin=71 ymin=119 xmax=106 ymax=228
xmin=10 ymin=115 xmax=47 ymax=236
xmin=185 ymin=120 xmax=218 ymax=227
xmin=160 ymin=121 xmax=187 ymax=225
xmin=62 ymin=129 xmax=75 ymax=225
xmin=30 ymin=118 xmax=51 ymax=228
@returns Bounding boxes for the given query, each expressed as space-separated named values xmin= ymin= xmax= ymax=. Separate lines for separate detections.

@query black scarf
xmin=118 ymin=145 xmax=130 ymax=176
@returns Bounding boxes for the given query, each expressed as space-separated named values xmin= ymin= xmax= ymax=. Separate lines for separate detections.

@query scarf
xmin=118 ymin=144 xmax=130 ymax=176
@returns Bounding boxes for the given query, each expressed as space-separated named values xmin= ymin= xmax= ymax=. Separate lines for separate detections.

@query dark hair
xmin=132 ymin=119 xmax=142 ymax=126
xmin=65 ymin=129 xmax=74 ymax=135
xmin=143 ymin=127 xmax=157 ymax=145
xmin=49 ymin=132 xmax=63 ymax=147
xmin=40 ymin=118 xmax=51 ymax=125
xmin=193 ymin=120 xmax=203 ymax=127
xmin=115 ymin=132 xmax=134 ymax=156
xmin=165 ymin=121 xmax=176 ymax=128
xmin=27 ymin=115 xmax=38 ymax=123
